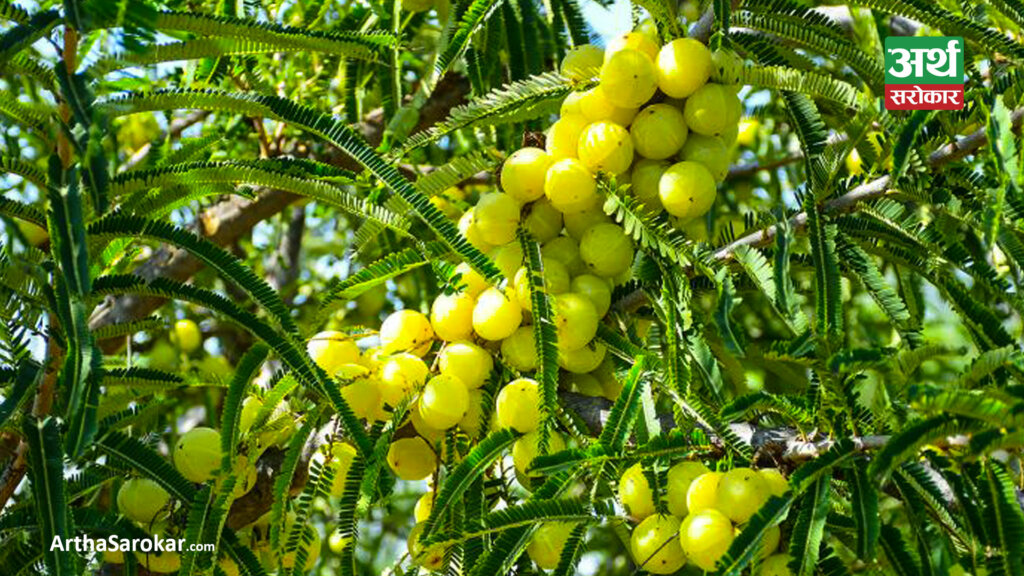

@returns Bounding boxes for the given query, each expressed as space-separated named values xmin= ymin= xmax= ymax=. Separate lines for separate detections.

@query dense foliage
xmin=0 ymin=0 xmax=1023 ymax=575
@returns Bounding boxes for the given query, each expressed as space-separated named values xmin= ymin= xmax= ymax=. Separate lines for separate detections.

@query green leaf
xmin=319 ymin=242 xmax=445 ymax=309
xmin=0 ymin=361 xmax=39 ymax=429
xmin=220 ymin=343 xmax=268 ymax=468
xmin=869 ymin=416 xmax=984 ymax=483
xmin=880 ymin=523 xmax=922 ymax=576
xmin=788 ymin=476 xmax=831 ymax=576
xmin=96 ymin=430 xmax=197 ymax=502
xmin=850 ymin=459 xmax=880 ymax=561
xmin=519 ymin=229 xmax=560 ymax=451
xmin=979 ymin=461 xmax=1024 ymax=576
xmin=23 ymin=416 xmax=75 ymax=576
xmin=432 ymin=0 xmax=507 ymax=89
xmin=597 ymin=355 xmax=647 ymax=452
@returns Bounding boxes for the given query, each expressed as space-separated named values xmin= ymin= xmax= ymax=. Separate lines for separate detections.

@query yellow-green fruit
xmin=430 ymin=291 xmax=476 ymax=342
xmin=599 ymin=49 xmax=659 ymax=109
xmin=542 ymin=236 xmax=585 ymax=275
xmin=712 ymin=49 xmax=746 ymax=85
xmin=578 ymin=121 xmax=634 ymax=175
xmin=628 ymin=158 xmax=669 ymax=211
xmin=580 ymin=223 xmax=634 ymax=278
xmin=659 ymin=161 xmax=717 ymax=219
xmin=736 ymin=119 xmax=759 ymax=147
xmin=379 ymin=353 xmax=429 ymax=407
xmin=419 ymin=374 xmax=469 ymax=430
xmin=630 ymin=104 xmax=689 ymax=160
xmin=502 ymin=326 xmax=539 ymax=371
xmin=845 ymin=148 xmax=863 ymax=175
xmin=527 ymin=521 xmax=576 ymax=569
xmin=631 ymin=514 xmax=687 ymax=574
xmin=438 ymin=341 xmax=493 ymax=389
xmin=716 ymin=467 xmax=770 ymax=523
xmin=410 ymin=399 xmax=445 ymax=443
xmin=380 ymin=310 xmax=434 ymax=356
xmin=657 ymin=38 xmax=713 ymax=98
xmin=454 ymin=262 xmax=488 ymax=297
xmin=571 ymin=274 xmax=612 ymax=317
xmin=514 ymin=260 xmax=570 ymax=311
xmin=402 ymin=0 xmax=433 ymax=12
xmin=431 ymin=194 xmax=462 ymax=220
xmin=760 ymin=554 xmax=794 ymax=576
xmin=472 ymin=287 xmax=522 ymax=341
xmin=666 ymin=460 xmax=711 ymax=517
xmin=754 ymin=524 xmax=781 ymax=560
xmin=474 ymin=193 xmax=521 ymax=245
xmin=544 ymin=158 xmax=598 ymax=214
xmin=563 ymin=204 xmax=612 ymax=241
xmin=359 ymin=346 xmax=386 ymax=372
xmin=513 ymin=431 xmax=566 ymax=476
xmin=635 ymin=18 xmax=659 ymax=44
xmin=415 ymin=491 xmax=434 ymax=522
xmin=281 ymin=525 xmax=320 ymax=570
xmin=606 ymin=32 xmax=659 ymax=62
xmin=546 ymin=114 xmax=589 ymax=160
xmin=680 ymin=508 xmax=734 ymax=571
xmin=560 ymin=44 xmax=605 ymax=80
xmin=563 ymin=372 xmax=604 ymax=396
xmin=118 ymin=478 xmax=171 ymax=523
xmin=578 ymin=86 xmax=638 ymax=126
xmin=758 ymin=468 xmax=789 ymax=497
xmin=134 ymin=551 xmax=181 ymax=573
xmin=307 ymin=331 xmax=361 ymax=376
xmin=328 ymin=531 xmax=350 ymax=554
xmin=408 ymin=522 xmax=446 ymax=570
xmin=679 ymin=134 xmax=729 ymax=182
xmin=553 ymin=293 xmax=599 ymax=351
xmin=686 ymin=471 xmax=723 ymax=514
xmin=148 ymin=339 xmax=178 ymax=371
xmin=495 ymin=378 xmax=541 ymax=433
xmin=459 ymin=388 xmax=486 ymax=436
xmin=684 ymin=83 xmax=742 ymax=137
xmin=387 ymin=437 xmax=436 ymax=480
xmin=523 ymin=198 xmax=564 ymax=242
xmin=327 ymin=442 xmax=358 ymax=497
xmin=558 ymin=340 xmax=606 ymax=373
xmin=337 ymin=364 xmax=384 ymax=420
xmin=561 ymin=91 xmax=585 ymax=116
xmin=459 ymin=208 xmax=494 ymax=252
xmin=16 ymin=219 xmax=48 ymax=246
xmin=174 ymin=427 xmax=221 ymax=483
xmin=173 ymin=319 xmax=202 ymax=353
xmin=501 ymin=147 xmax=552 ymax=203
xmin=492 ymin=241 xmax=525 ymax=279
xmin=618 ymin=463 xmax=656 ymax=520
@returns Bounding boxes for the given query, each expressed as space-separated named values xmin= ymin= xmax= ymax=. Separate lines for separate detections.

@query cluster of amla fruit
xmin=622 ymin=461 xmax=793 ymax=575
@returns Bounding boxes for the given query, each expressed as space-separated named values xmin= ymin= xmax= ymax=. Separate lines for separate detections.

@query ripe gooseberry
xmin=684 ymin=83 xmax=742 ymax=137
xmin=134 ymin=551 xmax=181 ymax=574
xmin=659 ymin=161 xmax=717 ymax=219
xmin=759 ymin=468 xmax=790 ymax=497
xmin=571 ymin=274 xmax=612 ymax=317
xmin=686 ymin=471 xmax=723 ymax=514
xmin=628 ymin=158 xmax=669 ymax=211
xmin=558 ymin=340 xmax=606 ymax=373
xmin=679 ymin=508 xmax=734 ymax=571
xmin=495 ymin=378 xmax=541 ymax=433
xmin=459 ymin=208 xmax=494 ymax=252
xmin=760 ymin=553 xmax=794 ymax=576
xmin=408 ymin=522 xmax=445 ymax=570
xmin=630 ymin=103 xmax=689 ymax=160
xmin=459 ymin=388 xmax=486 ymax=437
xmin=430 ymin=291 xmax=476 ymax=342
xmin=491 ymin=241 xmax=525 ymax=279
xmin=523 ymin=198 xmax=564 ymax=242
xmin=631 ymin=514 xmax=687 ymax=574
xmin=327 ymin=442 xmax=358 ymax=497
xmin=172 ymin=319 xmax=202 ymax=353
xmin=563 ymin=203 xmax=612 ymax=241
xmin=578 ymin=86 xmax=638 ymax=126
xmin=618 ymin=463 xmax=656 ymax=520
xmin=544 ymin=158 xmax=598 ymax=214
xmin=338 ymin=364 xmax=385 ymax=420
xmin=527 ymin=521 xmax=577 ymax=569
xmin=418 ymin=374 xmax=470 ymax=430
xmin=387 ymin=437 xmax=436 ymax=481
xmin=473 ymin=192 xmax=521 ymax=245
xmin=501 ymin=326 xmax=538 ymax=372
xmin=716 ymin=467 xmax=770 ymax=523
xmin=513 ymin=260 xmax=570 ymax=311
xmin=546 ymin=114 xmax=589 ymax=161
xmin=501 ymin=148 xmax=551 ymax=203
xmin=307 ymin=331 xmax=361 ymax=376
xmin=553 ymin=293 xmax=599 ymax=351
xmin=174 ymin=427 xmax=221 ymax=484
xmin=605 ymin=32 xmax=659 ymax=62
xmin=679 ymin=133 xmax=729 ymax=182
xmin=118 ymin=477 xmax=171 ymax=524
xmin=599 ymin=49 xmax=659 ymax=109
xmin=472 ymin=287 xmax=522 ymax=341
xmin=438 ymin=341 xmax=493 ymax=389
xmin=512 ymin=430 xmax=566 ymax=477
xmin=414 ymin=491 xmax=434 ymax=522
xmin=560 ymin=45 xmax=604 ymax=80
xmin=542 ymin=236 xmax=585 ymax=275
xmin=379 ymin=310 xmax=434 ymax=356
xmin=657 ymin=38 xmax=713 ymax=98
xmin=579 ymin=223 xmax=634 ymax=278
xmin=379 ymin=353 xmax=428 ymax=407
xmin=578 ymin=121 xmax=634 ymax=176
xmin=666 ymin=460 xmax=711 ymax=517
xmin=453 ymin=262 xmax=488 ymax=298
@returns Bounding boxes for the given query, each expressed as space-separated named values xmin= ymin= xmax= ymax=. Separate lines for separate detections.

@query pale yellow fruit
xmin=630 ymin=103 xmax=689 ymax=160
xmin=408 ymin=522 xmax=446 ymax=570
xmin=513 ymin=260 xmax=570 ymax=311
xmin=686 ymin=471 xmax=723 ymax=514
xmin=758 ymin=468 xmax=789 ymax=497
xmin=657 ymin=38 xmax=713 ymax=98
xmin=501 ymin=326 xmax=538 ymax=371
xmin=402 ymin=0 xmax=433 ymax=12
xmin=438 ymin=341 xmax=493 ymax=389
xmin=546 ymin=114 xmax=589 ymax=160
xmin=679 ymin=508 xmax=734 ymax=571
xmin=578 ymin=121 xmax=634 ymax=176
xmin=307 ymin=330 xmax=361 ymax=376
xmin=379 ymin=353 xmax=429 ymax=406
xmin=659 ymin=161 xmax=717 ymax=219
xmin=716 ymin=467 xmax=770 ymax=523
xmin=327 ymin=442 xmax=358 ymax=497
xmin=571 ymin=274 xmax=612 ymax=317
xmin=628 ymin=158 xmax=669 ymax=211
xmin=527 ymin=521 xmax=576 ymax=569
xmin=501 ymin=147 xmax=552 ymax=203
xmin=558 ymin=340 xmax=606 ymax=373
xmin=542 ymin=236 xmax=585 ymax=275
xmin=430 ymin=291 xmax=476 ymax=342
xmin=563 ymin=204 xmax=612 ymax=241
xmin=387 ymin=437 xmax=436 ymax=480
xmin=459 ymin=208 xmax=494 ymax=252
xmin=605 ymin=32 xmax=659 ymax=62
xmin=760 ymin=553 xmax=794 ymax=575
xmin=491 ymin=241 xmax=525 ymax=279
xmin=414 ymin=491 xmax=434 ymax=522
xmin=380 ymin=310 xmax=434 ymax=356
xmin=618 ymin=463 xmax=656 ymax=520
xmin=544 ymin=158 xmax=598 ymax=214
xmin=495 ymin=378 xmax=541 ymax=433
xmin=631 ymin=514 xmax=687 ymax=574
xmin=599 ymin=49 xmax=659 ymax=109
xmin=666 ymin=460 xmax=710 ymax=516
xmin=459 ymin=388 xmax=486 ymax=436
xmin=563 ymin=372 xmax=604 ymax=396
xmin=523 ymin=198 xmax=563 ymax=242
xmin=553 ymin=293 xmax=599 ymax=351
xmin=337 ymin=364 xmax=384 ymax=420
xmin=118 ymin=478 xmax=171 ymax=524
xmin=513 ymin=430 xmax=566 ymax=476
xmin=561 ymin=91 xmax=585 ymax=116
xmin=679 ymin=133 xmax=729 ymax=182
xmin=238 ymin=396 xmax=262 ymax=435
xmin=409 ymin=398 xmax=445 ymax=443
xmin=454 ymin=262 xmax=488 ymax=297
xmin=172 ymin=319 xmax=202 ymax=353
xmin=474 ymin=192 xmax=521 ymax=245
xmin=580 ymin=223 xmax=634 ymax=278
xmin=472 ymin=287 xmax=523 ymax=341
xmin=578 ymin=86 xmax=638 ymax=126
xmin=174 ymin=427 xmax=221 ymax=484
xmin=419 ymin=374 xmax=469 ymax=430
xmin=560 ymin=44 xmax=604 ymax=80
xmin=134 ymin=551 xmax=181 ymax=573
xmin=683 ymin=83 xmax=742 ymax=137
